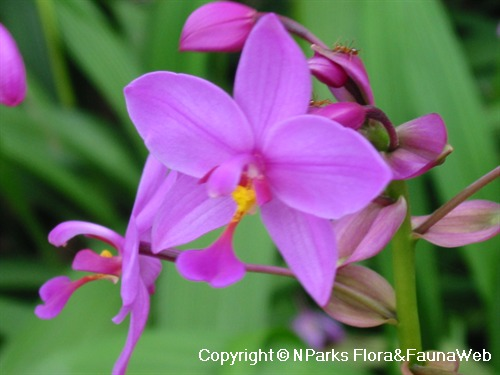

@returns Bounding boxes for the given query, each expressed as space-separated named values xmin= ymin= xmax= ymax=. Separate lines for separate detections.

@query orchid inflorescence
xmin=4 ymin=2 xmax=493 ymax=374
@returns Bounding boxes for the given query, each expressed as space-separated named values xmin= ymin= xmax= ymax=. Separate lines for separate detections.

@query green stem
xmin=388 ymin=180 xmax=422 ymax=360
xmin=36 ymin=0 xmax=75 ymax=107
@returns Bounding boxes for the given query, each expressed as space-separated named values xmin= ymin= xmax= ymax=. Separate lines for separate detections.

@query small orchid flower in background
xmin=292 ymin=309 xmax=345 ymax=349
xmin=180 ymin=1 xmax=257 ymax=52
xmin=0 ymin=23 xmax=26 ymax=106
xmin=125 ymin=14 xmax=391 ymax=306
xmin=35 ymin=156 xmax=235 ymax=375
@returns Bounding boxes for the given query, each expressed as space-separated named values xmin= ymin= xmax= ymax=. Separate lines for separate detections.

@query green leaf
xmin=53 ymin=0 xmax=143 ymax=143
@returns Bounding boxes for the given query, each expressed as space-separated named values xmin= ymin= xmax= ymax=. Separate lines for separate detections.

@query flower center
xmin=100 ymin=249 xmax=113 ymax=258
xmin=231 ymin=184 xmax=256 ymax=222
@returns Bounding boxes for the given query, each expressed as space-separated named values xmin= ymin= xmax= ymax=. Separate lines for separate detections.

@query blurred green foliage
xmin=0 ymin=0 xmax=498 ymax=374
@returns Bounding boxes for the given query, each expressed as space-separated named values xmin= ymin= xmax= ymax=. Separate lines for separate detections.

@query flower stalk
xmin=387 ymin=180 xmax=422 ymax=361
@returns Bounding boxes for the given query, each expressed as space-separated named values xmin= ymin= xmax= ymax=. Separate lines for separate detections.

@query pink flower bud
xmin=311 ymin=44 xmax=374 ymax=105
xmin=0 ymin=23 xmax=26 ymax=106
xmin=323 ymin=264 xmax=396 ymax=328
xmin=412 ymin=200 xmax=500 ymax=247
xmin=310 ymin=101 xmax=366 ymax=130
xmin=383 ymin=113 xmax=449 ymax=180
xmin=308 ymin=54 xmax=348 ymax=88
xmin=180 ymin=1 xmax=257 ymax=52
xmin=334 ymin=197 xmax=407 ymax=265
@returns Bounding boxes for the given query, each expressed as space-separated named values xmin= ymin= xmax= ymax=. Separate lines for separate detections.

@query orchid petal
xmin=206 ymin=154 xmax=252 ymax=197
xmin=309 ymin=102 xmax=366 ymax=130
xmin=112 ymin=283 xmax=150 ymax=375
xmin=262 ymin=115 xmax=392 ymax=219
xmin=334 ymin=198 xmax=407 ymax=265
xmin=49 ymin=221 xmax=124 ymax=251
xmin=260 ymin=199 xmax=336 ymax=306
xmin=175 ymin=225 xmax=245 ymax=288
xmin=121 ymin=221 xmax=140 ymax=306
xmin=0 ymin=23 xmax=26 ymax=106
xmin=72 ymin=249 xmax=122 ymax=276
xmin=35 ymin=275 xmax=114 ymax=320
xmin=132 ymin=155 xmax=175 ymax=234
xmin=180 ymin=1 xmax=257 ymax=52
xmin=138 ymin=256 xmax=162 ymax=295
xmin=125 ymin=71 xmax=254 ymax=177
xmin=384 ymin=113 xmax=447 ymax=180
xmin=412 ymin=200 xmax=500 ymax=247
xmin=152 ymin=173 xmax=235 ymax=251
xmin=35 ymin=276 xmax=82 ymax=319
xmin=234 ymin=14 xmax=311 ymax=141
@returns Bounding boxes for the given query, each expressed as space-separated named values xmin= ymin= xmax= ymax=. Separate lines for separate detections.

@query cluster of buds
xmin=25 ymin=2 xmax=499 ymax=374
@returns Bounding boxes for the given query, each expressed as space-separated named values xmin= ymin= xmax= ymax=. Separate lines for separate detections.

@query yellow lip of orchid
xmin=231 ymin=184 xmax=257 ymax=222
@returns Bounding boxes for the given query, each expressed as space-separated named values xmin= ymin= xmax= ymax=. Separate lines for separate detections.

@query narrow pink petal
xmin=138 ymin=256 xmax=162 ymax=295
xmin=72 ymin=249 xmax=122 ymax=276
xmin=260 ymin=199 xmax=336 ymax=306
xmin=262 ymin=115 xmax=392 ymax=219
xmin=152 ymin=173 xmax=235 ymax=251
xmin=412 ymin=200 xmax=500 ymax=247
xmin=112 ymin=283 xmax=150 ymax=375
xmin=309 ymin=102 xmax=366 ymax=130
xmin=49 ymin=221 xmax=124 ymax=250
xmin=0 ymin=23 xmax=26 ymax=106
xmin=175 ymin=225 xmax=246 ymax=288
xmin=384 ymin=113 xmax=447 ymax=180
xmin=180 ymin=1 xmax=257 ymax=52
xmin=234 ymin=14 xmax=311 ymax=141
xmin=334 ymin=197 xmax=407 ymax=265
xmin=125 ymin=71 xmax=254 ymax=178
xmin=121 ymin=221 xmax=140 ymax=307
xmin=132 ymin=155 xmax=175 ymax=233
xmin=35 ymin=276 xmax=93 ymax=319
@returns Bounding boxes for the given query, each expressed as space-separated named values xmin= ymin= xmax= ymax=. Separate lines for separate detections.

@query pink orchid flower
xmin=125 ymin=14 xmax=391 ymax=306
xmin=0 ymin=23 xmax=26 ymax=106
xmin=35 ymin=156 xmax=233 ymax=375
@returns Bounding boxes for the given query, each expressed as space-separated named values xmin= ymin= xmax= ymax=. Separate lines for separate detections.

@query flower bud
xmin=334 ymin=197 xmax=407 ymax=265
xmin=311 ymin=44 xmax=374 ymax=105
xmin=0 ymin=23 xmax=26 ymax=106
xmin=308 ymin=54 xmax=348 ymax=88
xmin=180 ymin=1 xmax=257 ymax=52
xmin=323 ymin=264 xmax=397 ymax=327
xmin=383 ymin=113 xmax=448 ymax=180
xmin=412 ymin=200 xmax=500 ymax=247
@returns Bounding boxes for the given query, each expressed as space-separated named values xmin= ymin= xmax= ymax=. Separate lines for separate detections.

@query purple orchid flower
xmin=125 ymin=14 xmax=391 ymax=306
xmin=35 ymin=156 xmax=233 ymax=374
xmin=0 ymin=23 xmax=26 ymax=106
